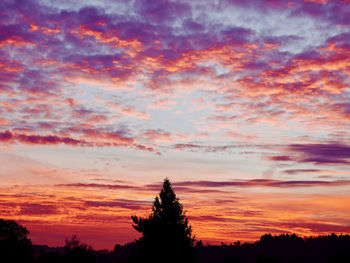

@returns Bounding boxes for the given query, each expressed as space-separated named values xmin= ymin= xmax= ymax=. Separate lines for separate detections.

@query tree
xmin=63 ymin=235 xmax=95 ymax=263
xmin=0 ymin=219 xmax=33 ymax=262
xmin=131 ymin=178 xmax=196 ymax=263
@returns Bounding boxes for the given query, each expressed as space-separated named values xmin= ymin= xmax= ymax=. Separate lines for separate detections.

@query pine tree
xmin=131 ymin=178 xmax=196 ymax=263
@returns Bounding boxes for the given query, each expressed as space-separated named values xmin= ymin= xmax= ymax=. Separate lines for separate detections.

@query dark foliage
xmin=63 ymin=235 xmax=96 ymax=263
xmin=113 ymin=241 xmax=139 ymax=263
xmin=35 ymin=248 xmax=63 ymax=263
xmin=196 ymin=233 xmax=350 ymax=263
xmin=130 ymin=178 xmax=196 ymax=263
xmin=0 ymin=218 xmax=34 ymax=263
xmin=34 ymin=237 xmax=114 ymax=263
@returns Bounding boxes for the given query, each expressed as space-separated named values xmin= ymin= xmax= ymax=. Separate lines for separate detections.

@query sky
xmin=1 ymin=0 xmax=350 ymax=250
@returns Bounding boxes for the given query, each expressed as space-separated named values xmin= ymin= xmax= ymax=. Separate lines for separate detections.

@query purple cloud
xmin=266 ymin=156 xmax=294 ymax=162
xmin=282 ymin=169 xmax=327 ymax=175
xmin=169 ymin=179 xmax=350 ymax=189
xmin=85 ymin=199 xmax=151 ymax=210
xmin=289 ymin=143 xmax=350 ymax=165
xmin=275 ymin=221 xmax=350 ymax=233
xmin=265 ymin=143 xmax=350 ymax=166
xmin=0 ymin=130 xmax=13 ymax=141
xmin=134 ymin=0 xmax=191 ymax=24
xmin=19 ymin=203 xmax=59 ymax=215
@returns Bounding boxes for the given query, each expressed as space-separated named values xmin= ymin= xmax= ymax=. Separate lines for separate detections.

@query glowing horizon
xmin=1 ymin=0 xmax=350 ymax=250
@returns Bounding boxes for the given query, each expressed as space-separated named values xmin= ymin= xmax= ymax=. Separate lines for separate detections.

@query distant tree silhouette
xmin=0 ymin=218 xmax=33 ymax=262
xmin=196 ymin=233 xmax=350 ymax=263
xmin=131 ymin=178 xmax=196 ymax=263
xmin=63 ymin=235 xmax=95 ymax=263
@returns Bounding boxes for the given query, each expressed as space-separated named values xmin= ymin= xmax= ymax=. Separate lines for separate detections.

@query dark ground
xmin=29 ymin=233 xmax=350 ymax=263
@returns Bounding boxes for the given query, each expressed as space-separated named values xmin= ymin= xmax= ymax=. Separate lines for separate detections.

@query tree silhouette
xmin=131 ymin=178 xmax=196 ymax=263
xmin=0 ymin=219 xmax=33 ymax=262
xmin=63 ymin=235 xmax=95 ymax=263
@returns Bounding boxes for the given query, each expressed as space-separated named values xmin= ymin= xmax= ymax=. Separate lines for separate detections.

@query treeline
xmin=1 ymin=218 xmax=350 ymax=263
xmin=196 ymin=233 xmax=350 ymax=263
xmin=113 ymin=233 xmax=350 ymax=263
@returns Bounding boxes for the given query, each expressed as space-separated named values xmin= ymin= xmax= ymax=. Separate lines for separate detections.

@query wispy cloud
xmin=266 ymin=143 xmax=350 ymax=165
xmin=172 ymin=179 xmax=350 ymax=189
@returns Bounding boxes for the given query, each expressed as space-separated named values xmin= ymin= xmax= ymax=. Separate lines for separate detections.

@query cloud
xmin=0 ymin=0 xmax=349 ymax=155
xmin=266 ymin=155 xmax=294 ymax=162
xmin=173 ymin=143 xmax=262 ymax=154
xmin=142 ymin=129 xmax=172 ymax=142
xmin=0 ymin=129 xmax=155 ymax=151
xmin=223 ymin=131 xmax=257 ymax=142
xmin=173 ymin=143 xmax=234 ymax=152
xmin=265 ymin=143 xmax=350 ymax=166
xmin=0 ymin=130 xmax=83 ymax=145
xmin=85 ymin=199 xmax=151 ymax=210
xmin=56 ymin=182 xmax=140 ymax=190
xmin=188 ymin=215 xmax=242 ymax=223
xmin=172 ymin=179 xmax=350 ymax=188
xmin=174 ymin=143 xmax=204 ymax=151
xmin=288 ymin=143 xmax=350 ymax=164
xmin=221 ymin=0 xmax=350 ymax=25
xmin=19 ymin=203 xmax=60 ymax=215
xmin=17 ymin=133 xmax=83 ymax=145
xmin=0 ymin=130 xmax=13 ymax=141
xmin=282 ymin=169 xmax=338 ymax=175
xmin=134 ymin=0 xmax=191 ymax=24
xmin=57 ymin=178 xmax=348 ymax=194
xmin=275 ymin=221 xmax=350 ymax=233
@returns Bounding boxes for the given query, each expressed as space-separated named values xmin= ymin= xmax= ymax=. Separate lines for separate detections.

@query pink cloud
xmin=142 ymin=129 xmax=172 ymax=142
xmin=0 ymin=129 xmax=157 ymax=151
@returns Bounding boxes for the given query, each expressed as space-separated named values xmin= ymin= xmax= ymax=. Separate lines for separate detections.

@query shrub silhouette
xmin=63 ymin=235 xmax=95 ymax=263
xmin=0 ymin=219 xmax=33 ymax=262
xmin=131 ymin=178 xmax=195 ymax=263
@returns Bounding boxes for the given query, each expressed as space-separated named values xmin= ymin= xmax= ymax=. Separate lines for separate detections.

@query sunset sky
xmin=1 ymin=0 xmax=350 ymax=250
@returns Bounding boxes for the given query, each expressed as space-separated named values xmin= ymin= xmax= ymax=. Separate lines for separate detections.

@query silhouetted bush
xmin=63 ymin=235 xmax=95 ymax=263
xmin=113 ymin=241 xmax=139 ymax=263
xmin=34 ymin=243 xmax=115 ymax=263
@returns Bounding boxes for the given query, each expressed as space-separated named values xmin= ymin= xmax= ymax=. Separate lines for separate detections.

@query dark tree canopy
xmin=131 ymin=178 xmax=196 ymax=263
xmin=0 ymin=219 xmax=33 ymax=262
xmin=63 ymin=235 xmax=95 ymax=263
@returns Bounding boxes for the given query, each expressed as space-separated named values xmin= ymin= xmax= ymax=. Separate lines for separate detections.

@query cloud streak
xmin=172 ymin=179 xmax=350 ymax=189
xmin=0 ymin=130 xmax=155 ymax=151
xmin=267 ymin=143 xmax=350 ymax=165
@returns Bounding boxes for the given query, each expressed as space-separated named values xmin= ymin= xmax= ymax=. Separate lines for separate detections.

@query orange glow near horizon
xmin=1 ymin=172 xmax=349 ymax=249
